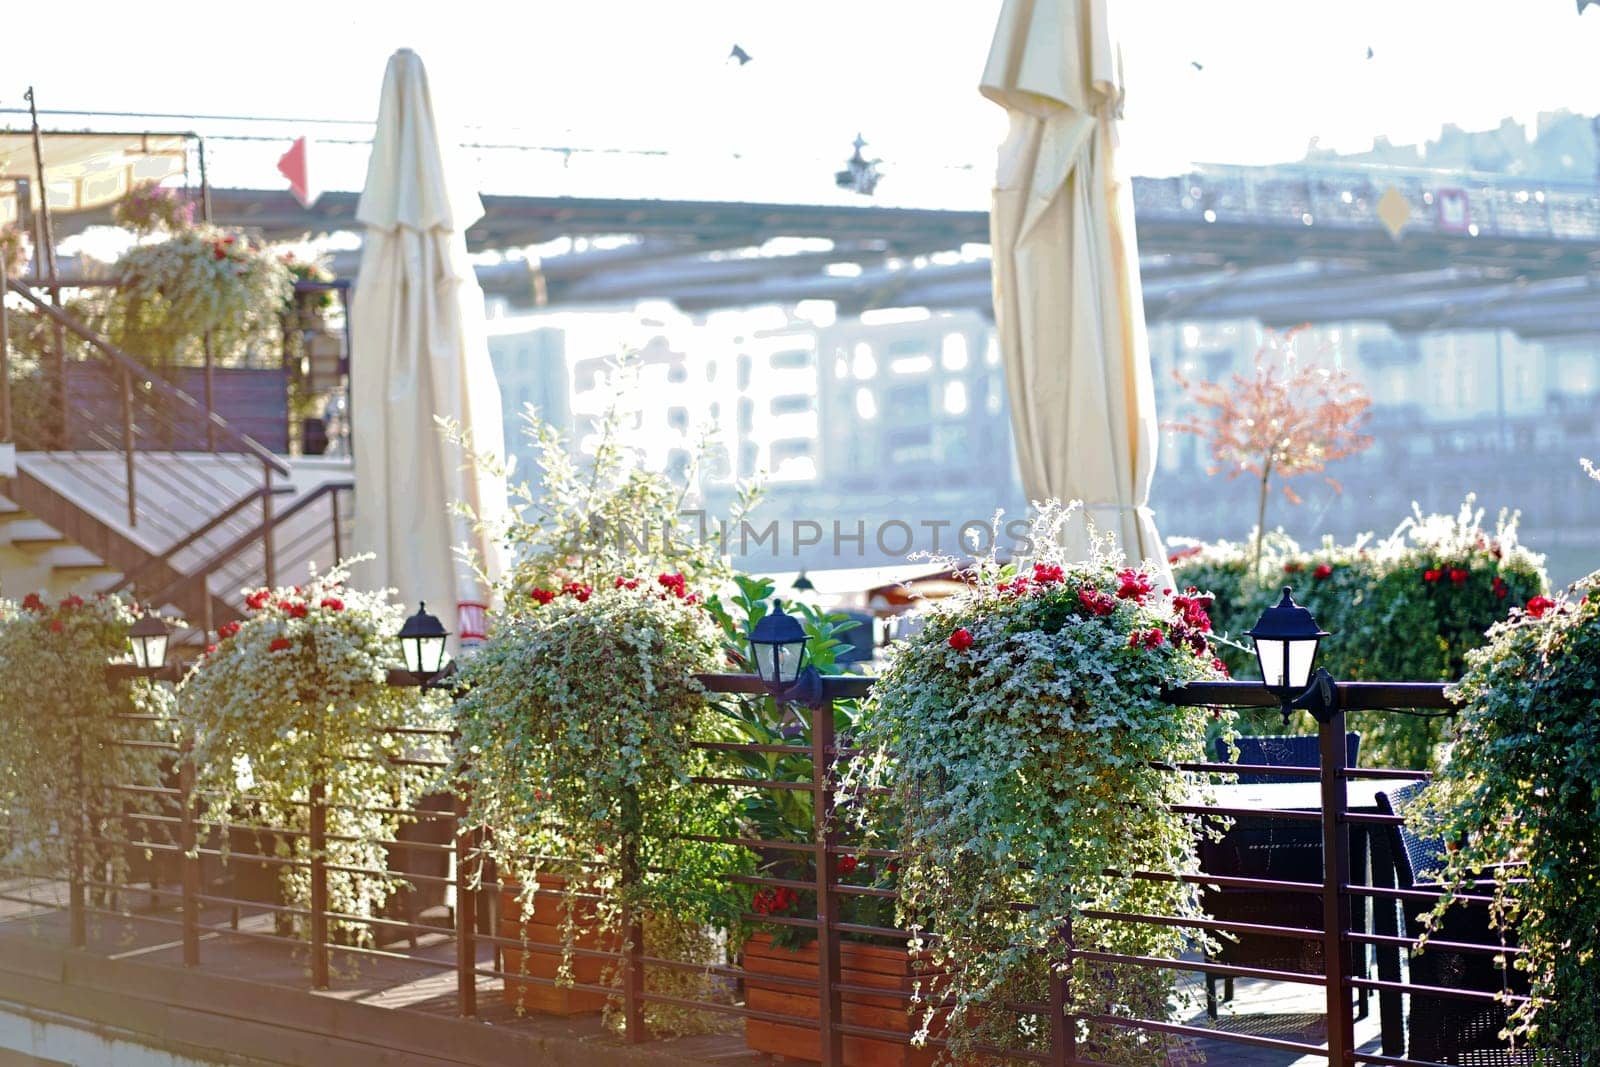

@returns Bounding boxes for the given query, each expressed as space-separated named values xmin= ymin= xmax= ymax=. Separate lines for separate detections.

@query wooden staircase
xmin=1 ymin=277 xmax=352 ymax=640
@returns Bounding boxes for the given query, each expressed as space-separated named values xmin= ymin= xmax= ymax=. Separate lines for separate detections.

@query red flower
xmin=204 ymin=644 xmax=218 ymax=655
xmin=1143 ymin=628 xmax=1165 ymax=649
xmin=837 ymin=855 xmax=859 ymax=875
xmin=1031 ymin=563 xmax=1064 ymax=585
xmin=614 ymin=577 xmax=640 ymax=590
xmin=319 ymin=597 xmax=344 ymax=612
xmin=1492 ymin=576 xmax=1508 ymax=599
xmin=1525 ymin=596 xmax=1556 ymax=620
xmin=998 ymin=575 xmax=1031 ymax=596
xmin=284 ymin=602 xmax=308 ymax=619
xmin=1423 ymin=569 xmax=1442 ymax=584
xmin=48 ymin=619 xmax=64 ymax=633
xmin=562 ymin=581 xmax=593 ymax=603
xmin=245 ymin=589 xmax=271 ymax=611
xmin=1449 ymin=568 xmax=1469 ymax=585
xmin=948 ymin=627 xmax=973 ymax=651
xmin=1313 ymin=563 xmax=1333 ymax=580
xmin=61 ymin=594 xmax=84 ymax=610
xmin=21 ymin=592 xmax=45 ymax=613
xmin=1078 ymin=588 xmax=1116 ymax=617
xmin=1167 ymin=545 xmax=1204 ymax=564
xmin=1211 ymin=657 xmax=1230 ymax=676
xmin=1171 ymin=589 xmax=1213 ymax=633
xmin=218 ymin=621 xmax=241 ymax=640
xmin=751 ymin=886 xmax=799 ymax=916
xmin=1115 ymin=568 xmax=1153 ymax=604
xmin=269 ymin=636 xmax=292 ymax=651
xmin=1283 ymin=561 xmax=1304 ymax=574
xmin=530 ymin=588 xmax=557 ymax=605
xmin=657 ymin=573 xmax=687 ymax=598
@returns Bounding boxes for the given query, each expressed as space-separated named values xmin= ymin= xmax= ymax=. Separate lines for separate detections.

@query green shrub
xmin=1172 ymin=499 xmax=1548 ymax=768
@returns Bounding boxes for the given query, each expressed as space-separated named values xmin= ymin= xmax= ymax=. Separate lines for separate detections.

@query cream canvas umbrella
xmin=981 ymin=0 xmax=1171 ymax=587
xmin=351 ymin=48 xmax=507 ymax=641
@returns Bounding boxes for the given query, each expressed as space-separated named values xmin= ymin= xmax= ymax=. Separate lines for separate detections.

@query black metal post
xmin=309 ymin=777 xmax=330 ymax=989
xmin=453 ymin=795 xmax=477 ymax=1017
xmin=811 ymin=695 xmax=844 ymax=1067
xmin=179 ymin=739 xmax=200 ymax=966
xmin=1049 ymin=915 xmax=1075 ymax=1067
xmin=620 ymin=784 xmax=645 ymax=1043
xmin=1318 ymin=688 xmax=1356 ymax=1064
xmin=69 ymin=703 xmax=87 ymax=948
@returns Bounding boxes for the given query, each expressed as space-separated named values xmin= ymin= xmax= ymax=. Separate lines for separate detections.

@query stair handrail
xmin=144 ymin=480 xmax=354 ymax=619
xmin=106 ymin=485 xmax=290 ymax=596
xmin=4 ymin=277 xmax=292 ymax=477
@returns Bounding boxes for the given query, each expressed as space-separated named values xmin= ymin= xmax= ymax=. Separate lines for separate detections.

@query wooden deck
xmin=0 ymin=881 xmax=1392 ymax=1066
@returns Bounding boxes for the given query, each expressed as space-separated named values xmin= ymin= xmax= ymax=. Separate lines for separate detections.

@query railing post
xmin=179 ymin=738 xmax=200 ymax=966
xmin=620 ymin=784 xmax=646 ymax=1043
xmin=330 ymin=489 xmax=343 ymax=563
xmin=203 ymin=331 xmax=217 ymax=452
xmin=1049 ymin=916 xmax=1074 ymax=1067
xmin=1 ymin=262 xmax=13 ymax=443
xmin=120 ymin=367 xmax=138 ymax=527
xmin=69 ymin=707 xmax=87 ymax=948
xmin=1319 ymin=693 xmax=1356 ymax=1065
xmin=309 ymin=777 xmax=330 ymax=989
xmin=261 ymin=462 xmax=277 ymax=589
xmin=811 ymin=693 xmax=844 ymax=1067
xmin=453 ymin=794 xmax=477 ymax=1017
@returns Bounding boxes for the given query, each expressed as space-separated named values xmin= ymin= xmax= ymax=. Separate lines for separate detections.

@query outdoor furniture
xmin=1374 ymin=784 xmax=1538 ymax=1065
xmin=1201 ymin=733 xmax=1362 ymax=1018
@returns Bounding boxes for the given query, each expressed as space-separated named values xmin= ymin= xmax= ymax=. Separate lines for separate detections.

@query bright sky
xmin=6 ymin=1 xmax=1600 ymax=207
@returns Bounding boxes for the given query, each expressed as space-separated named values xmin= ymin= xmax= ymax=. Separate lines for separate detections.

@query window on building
xmin=941 ymin=333 xmax=970 ymax=371
xmin=738 ymin=397 xmax=753 ymax=432
xmin=668 ymin=407 xmax=688 ymax=431
xmin=887 ymin=427 xmax=933 ymax=465
xmin=738 ymin=354 xmax=752 ymax=391
xmin=770 ymin=395 xmax=813 ymax=416
xmin=667 ymin=363 xmax=688 ymax=383
xmin=886 ymin=383 xmax=931 ymax=420
xmin=855 ymin=388 xmax=878 ymax=419
xmin=770 ymin=349 xmax=813 ymax=370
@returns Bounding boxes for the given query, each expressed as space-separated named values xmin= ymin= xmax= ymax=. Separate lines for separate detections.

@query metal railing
xmin=1 ymin=671 xmax=1552 ymax=1067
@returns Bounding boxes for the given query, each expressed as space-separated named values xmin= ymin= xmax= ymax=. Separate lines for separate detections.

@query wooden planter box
xmin=743 ymin=934 xmax=939 ymax=1067
xmin=498 ymin=875 xmax=616 ymax=1016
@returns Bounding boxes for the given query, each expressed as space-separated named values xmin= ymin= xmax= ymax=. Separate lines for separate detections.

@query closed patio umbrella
xmin=981 ymin=0 xmax=1171 ymax=587
xmin=351 ymin=48 xmax=507 ymax=641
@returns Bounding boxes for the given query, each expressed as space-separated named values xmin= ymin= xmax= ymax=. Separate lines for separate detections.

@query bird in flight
xmin=1190 ymin=60 xmax=1204 ymax=71
xmin=729 ymin=44 xmax=753 ymax=65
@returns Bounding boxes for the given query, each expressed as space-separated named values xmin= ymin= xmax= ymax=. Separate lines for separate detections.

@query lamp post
xmin=397 ymin=602 xmax=451 ymax=685
xmin=749 ymin=599 xmax=823 ymax=705
xmin=1246 ymin=586 xmax=1337 ymax=723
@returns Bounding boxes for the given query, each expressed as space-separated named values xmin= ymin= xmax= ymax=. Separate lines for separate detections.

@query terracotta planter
xmin=498 ymin=874 xmax=616 ymax=1016
xmin=743 ymin=934 xmax=940 ymax=1067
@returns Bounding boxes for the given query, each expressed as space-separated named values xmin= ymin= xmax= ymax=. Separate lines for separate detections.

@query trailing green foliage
xmin=176 ymin=563 xmax=447 ymax=941
xmin=840 ymin=505 xmax=1229 ymax=1065
xmin=1171 ymin=499 xmax=1547 ymax=768
xmin=0 ymin=592 xmax=169 ymax=890
xmin=1418 ymin=576 xmax=1599 ymax=1057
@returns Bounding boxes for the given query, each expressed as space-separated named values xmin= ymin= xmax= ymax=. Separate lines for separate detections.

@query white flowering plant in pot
xmin=176 ymin=561 xmax=448 ymax=943
xmin=0 ymin=591 xmax=171 ymax=889
xmin=839 ymin=504 xmax=1231 ymax=1065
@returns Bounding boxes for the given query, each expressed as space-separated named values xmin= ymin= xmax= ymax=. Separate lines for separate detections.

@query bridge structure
xmin=48 ymin=162 xmax=1600 ymax=338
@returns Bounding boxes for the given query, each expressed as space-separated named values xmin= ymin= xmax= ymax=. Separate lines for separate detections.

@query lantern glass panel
xmin=1255 ymin=638 xmax=1288 ymax=688
xmin=1287 ymin=638 xmax=1318 ymax=690
xmin=402 ymin=637 xmax=423 ymax=674
xmin=141 ymin=633 xmax=168 ymax=671
xmin=419 ymin=635 xmax=448 ymax=675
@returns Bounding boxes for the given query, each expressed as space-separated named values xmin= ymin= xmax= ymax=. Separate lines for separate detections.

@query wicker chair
xmin=1375 ymin=784 xmax=1562 ymax=1066
xmin=1201 ymin=733 xmax=1361 ymax=1016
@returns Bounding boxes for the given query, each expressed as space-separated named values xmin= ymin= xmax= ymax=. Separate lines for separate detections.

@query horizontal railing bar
xmin=1077 ymin=907 xmax=1323 ymax=942
xmin=193 ymin=893 xmax=310 ymax=917
xmin=833 ymin=921 xmax=909 ymax=940
xmin=697 ymin=672 xmax=873 ymax=699
xmin=1076 ymin=1011 xmax=1332 ymax=1058
xmin=1346 ymin=929 xmax=1523 ymax=956
xmin=81 ymin=905 xmax=187 ymax=930
xmin=1348 ymin=975 xmax=1528 ymax=1004
xmin=689 ymin=740 xmax=812 ymax=755
xmin=688 ymin=776 xmax=813 ymax=791
xmin=1073 ymin=948 xmax=1328 ymax=986
xmin=738 ymin=913 xmax=820 ymax=930
xmin=472 ymin=964 xmax=619 ymax=998
xmin=677 ymin=833 xmax=817 ymax=853
xmin=474 ymin=930 xmax=624 ymax=963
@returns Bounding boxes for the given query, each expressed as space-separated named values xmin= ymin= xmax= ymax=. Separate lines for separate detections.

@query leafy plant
xmin=0 ymin=592 xmax=169 ymax=892
xmin=102 ymin=227 xmax=292 ymax=369
xmin=1172 ymin=499 xmax=1548 ymax=768
xmin=112 ymin=183 xmax=196 ymax=235
xmin=1168 ymin=327 xmax=1372 ymax=579
xmin=1418 ymin=573 xmax=1599 ymax=1057
xmin=176 ymin=562 xmax=447 ymax=941
xmin=838 ymin=504 xmax=1229 ymax=1064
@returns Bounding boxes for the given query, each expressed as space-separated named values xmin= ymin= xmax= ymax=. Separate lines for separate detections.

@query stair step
xmin=47 ymin=545 xmax=109 ymax=571
xmin=6 ymin=518 xmax=66 ymax=549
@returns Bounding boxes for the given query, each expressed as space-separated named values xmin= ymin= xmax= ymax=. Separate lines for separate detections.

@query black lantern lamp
xmin=128 ymin=613 xmax=170 ymax=672
xmin=749 ymin=599 xmax=823 ymax=705
xmin=398 ymin=602 xmax=450 ymax=681
xmin=1247 ymin=587 xmax=1337 ymax=723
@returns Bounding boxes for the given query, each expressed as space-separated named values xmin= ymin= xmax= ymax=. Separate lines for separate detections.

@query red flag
xmin=276 ymin=137 xmax=317 ymax=208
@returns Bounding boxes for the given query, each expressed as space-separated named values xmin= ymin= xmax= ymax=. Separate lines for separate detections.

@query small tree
xmin=1169 ymin=328 xmax=1372 ymax=579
